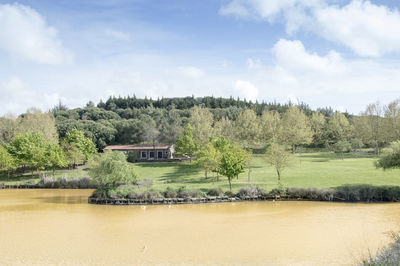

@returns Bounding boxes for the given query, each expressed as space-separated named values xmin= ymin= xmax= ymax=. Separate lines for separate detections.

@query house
xmin=104 ymin=144 xmax=175 ymax=161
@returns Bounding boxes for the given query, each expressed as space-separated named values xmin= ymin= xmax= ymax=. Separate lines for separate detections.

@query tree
xmin=333 ymin=140 xmax=351 ymax=160
xmin=8 ymin=132 xmax=48 ymax=175
xmin=266 ymin=143 xmax=291 ymax=182
xmin=218 ymin=143 xmax=247 ymax=191
xmin=0 ymin=145 xmax=16 ymax=177
xmin=0 ymin=115 xmax=17 ymax=144
xmin=259 ymin=110 xmax=281 ymax=143
xmin=279 ymin=107 xmax=313 ymax=153
xmin=234 ymin=109 xmax=261 ymax=149
xmin=189 ymin=106 xmax=214 ymax=146
xmin=176 ymin=123 xmax=199 ymax=162
xmin=17 ymin=108 xmax=59 ymax=144
xmin=354 ymin=103 xmax=387 ymax=155
xmin=213 ymin=117 xmax=235 ymax=141
xmin=195 ymin=143 xmax=220 ymax=179
xmin=61 ymin=129 xmax=97 ymax=168
xmin=310 ymin=112 xmax=326 ymax=146
xmin=375 ymin=141 xmax=400 ymax=170
xmin=89 ymin=151 xmax=138 ymax=187
xmin=326 ymin=112 xmax=353 ymax=144
xmin=384 ymin=100 xmax=400 ymax=143
xmin=46 ymin=143 xmax=68 ymax=174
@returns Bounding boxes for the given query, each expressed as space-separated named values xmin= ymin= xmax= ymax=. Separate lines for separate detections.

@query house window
xmin=141 ymin=151 xmax=147 ymax=159
xmin=149 ymin=151 xmax=154 ymax=159
xmin=157 ymin=151 xmax=163 ymax=159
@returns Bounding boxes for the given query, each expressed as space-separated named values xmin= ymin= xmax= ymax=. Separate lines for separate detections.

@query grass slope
xmin=2 ymin=152 xmax=400 ymax=192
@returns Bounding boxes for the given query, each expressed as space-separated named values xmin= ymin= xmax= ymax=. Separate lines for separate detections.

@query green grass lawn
xmin=132 ymin=152 xmax=400 ymax=192
xmin=2 ymin=152 xmax=400 ymax=192
xmin=0 ymin=166 xmax=88 ymax=185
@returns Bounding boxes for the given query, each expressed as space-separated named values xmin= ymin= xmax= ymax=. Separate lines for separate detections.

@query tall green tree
xmin=279 ymin=107 xmax=313 ymax=153
xmin=266 ymin=143 xmax=291 ymax=182
xmin=189 ymin=106 xmax=214 ymax=145
xmin=259 ymin=110 xmax=281 ymax=143
xmin=61 ymin=129 xmax=97 ymax=168
xmin=8 ymin=132 xmax=48 ymax=174
xmin=195 ymin=142 xmax=220 ymax=179
xmin=234 ymin=109 xmax=261 ymax=149
xmin=218 ymin=143 xmax=247 ymax=191
xmin=46 ymin=143 xmax=68 ymax=174
xmin=17 ymin=108 xmax=59 ymax=144
xmin=176 ymin=123 xmax=199 ymax=162
xmin=354 ymin=103 xmax=386 ymax=154
xmin=310 ymin=112 xmax=326 ymax=146
xmin=0 ymin=145 xmax=16 ymax=177
xmin=326 ymin=112 xmax=353 ymax=144
xmin=89 ymin=151 xmax=138 ymax=187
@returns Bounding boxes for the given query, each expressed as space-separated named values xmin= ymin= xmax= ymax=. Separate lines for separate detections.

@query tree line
xmin=0 ymin=108 xmax=96 ymax=177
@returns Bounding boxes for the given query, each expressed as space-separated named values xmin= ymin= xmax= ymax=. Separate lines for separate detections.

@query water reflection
xmin=0 ymin=189 xmax=399 ymax=265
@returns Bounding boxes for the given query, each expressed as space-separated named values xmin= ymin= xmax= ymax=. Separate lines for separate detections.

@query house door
xmin=149 ymin=151 xmax=155 ymax=159
xmin=157 ymin=151 xmax=163 ymax=159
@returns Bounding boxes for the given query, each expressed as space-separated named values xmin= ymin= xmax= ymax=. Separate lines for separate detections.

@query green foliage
xmin=8 ymin=132 xmax=49 ymax=171
xmin=266 ymin=143 xmax=292 ymax=182
xmin=189 ymin=106 xmax=214 ymax=145
xmin=219 ymin=143 xmax=248 ymax=190
xmin=376 ymin=141 xmax=400 ymax=170
xmin=89 ymin=151 xmax=138 ymax=187
xmin=62 ymin=129 xmax=97 ymax=167
xmin=195 ymin=142 xmax=220 ymax=178
xmin=46 ymin=143 xmax=68 ymax=171
xmin=279 ymin=106 xmax=313 ymax=152
xmin=333 ymin=140 xmax=352 ymax=160
xmin=176 ymin=123 xmax=199 ymax=161
xmin=0 ymin=145 xmax=16 ymax=174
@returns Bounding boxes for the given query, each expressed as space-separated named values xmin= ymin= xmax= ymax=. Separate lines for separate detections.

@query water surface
xmin=1 ymin=189 xmax=400 ymax=265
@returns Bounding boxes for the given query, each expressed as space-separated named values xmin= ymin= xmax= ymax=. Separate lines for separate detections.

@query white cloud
xmin=104 ymin=29 xmax=130 ymax=41
xmin=177 ymin=66 xmax=205 ymax=79
xmin=220 ymin=0 xmax=400 ymax=57
xmin=0 ymin=3 xmax=73 ymax=64
xmin=220 ymin=0 xmax=323 ymax=21
xmin=0 ymin=77 xmax=59 ymax=114
xmin=272 ymin=39 xmax=344 ymax=74
xmin=314 ymin=1 xmax=400 ymax=57
xmin=234 ymin=80 xmax=259 ymax=102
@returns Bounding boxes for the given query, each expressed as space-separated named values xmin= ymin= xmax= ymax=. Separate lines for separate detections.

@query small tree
xmin=62 ymin=129 xmax=97 ymax=168
xmin=333 ymin=140 xmax=351 ymax=160
xmin=0 ymin=145 xmax=16 ymax=177
xmin=266 ymin=143 xmax=291 ymax=182
xmin=89 ymin=151 xmax=138 ymax=187
xmin=219 ymin=144 xmax=247 ymax=191
xmin=46 ymin=143 xmax=68 ymax=174
xmin=375 ymin=141 xmax=400 ymax=170
xmin=176 ymin=123 xmax=199 ymax=163
xmin=195 ymin=143 xmax=220 ymax=179
xmin=8 ymin=132 xmax=48 ymax=175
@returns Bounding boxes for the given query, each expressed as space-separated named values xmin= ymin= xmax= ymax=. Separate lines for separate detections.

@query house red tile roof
xmin=104 ymin=145 xmax=170 ymax=150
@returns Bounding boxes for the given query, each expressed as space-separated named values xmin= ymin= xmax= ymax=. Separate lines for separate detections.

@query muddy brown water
xmin=1 ymin=189 xmax=400 ymax=265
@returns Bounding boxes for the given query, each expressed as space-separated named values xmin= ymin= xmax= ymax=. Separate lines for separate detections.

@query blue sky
xmin=1 ymin=0 xmax=400 ymax=115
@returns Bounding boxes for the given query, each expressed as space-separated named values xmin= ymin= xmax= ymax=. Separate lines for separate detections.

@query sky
xmin=0 ymin=0 xmax=400 ymax=115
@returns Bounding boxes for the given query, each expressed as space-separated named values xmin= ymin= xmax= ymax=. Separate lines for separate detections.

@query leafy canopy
xmin=89 ymin=151 xmax=138 ymax=187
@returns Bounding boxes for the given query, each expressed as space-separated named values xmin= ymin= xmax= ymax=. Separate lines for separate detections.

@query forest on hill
xmin=0 ymin=96 xmax=398 ymax=154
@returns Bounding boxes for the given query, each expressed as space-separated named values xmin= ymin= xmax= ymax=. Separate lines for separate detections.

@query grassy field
xmin=1 ymin=152 xmax=400 ymax=192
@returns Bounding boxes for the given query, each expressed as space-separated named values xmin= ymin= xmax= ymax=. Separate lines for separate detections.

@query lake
xmin=1 ymin=189 xmax=399 ymax=265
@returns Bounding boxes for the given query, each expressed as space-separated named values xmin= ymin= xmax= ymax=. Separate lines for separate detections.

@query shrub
xmin=126 ymin=152 xmax=137 ymax=163
xmin=206 ymin=187 xmax=223 ymax=197
xmin=164 ymin=187 xmax=177 ymax=198
xmin=136 ymin=178 xmax=153 ymax=189
xmin=147 ymin=190 xmax=162 ymax=200
xmin=238 ymin=185 xmax=266 ymax=198
xmin=224 ymin=190 xmax=234 ymax=197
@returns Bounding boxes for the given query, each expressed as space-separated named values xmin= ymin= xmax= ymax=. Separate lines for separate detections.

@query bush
xmin=37 ymin=175 xmax=93 ymax=188
xmin=224 ymin=190 xmax=235 ymax=197
xmin=362 ymin=233 xmax=400 ymax=265
xmin=126 ymin=152 xmax=137 ymax=163
xmin=177 ymin=186 xmax=205 ymax=198
xmin=238 ymin=185 xmax=267 ymax=198
xmin=164 ymin=187 xmax=177 ymax=198
xmin=136 ymin=178 xmax=153 ymax=189
xmin=206 ymin=187 xmax=223 ymax=197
